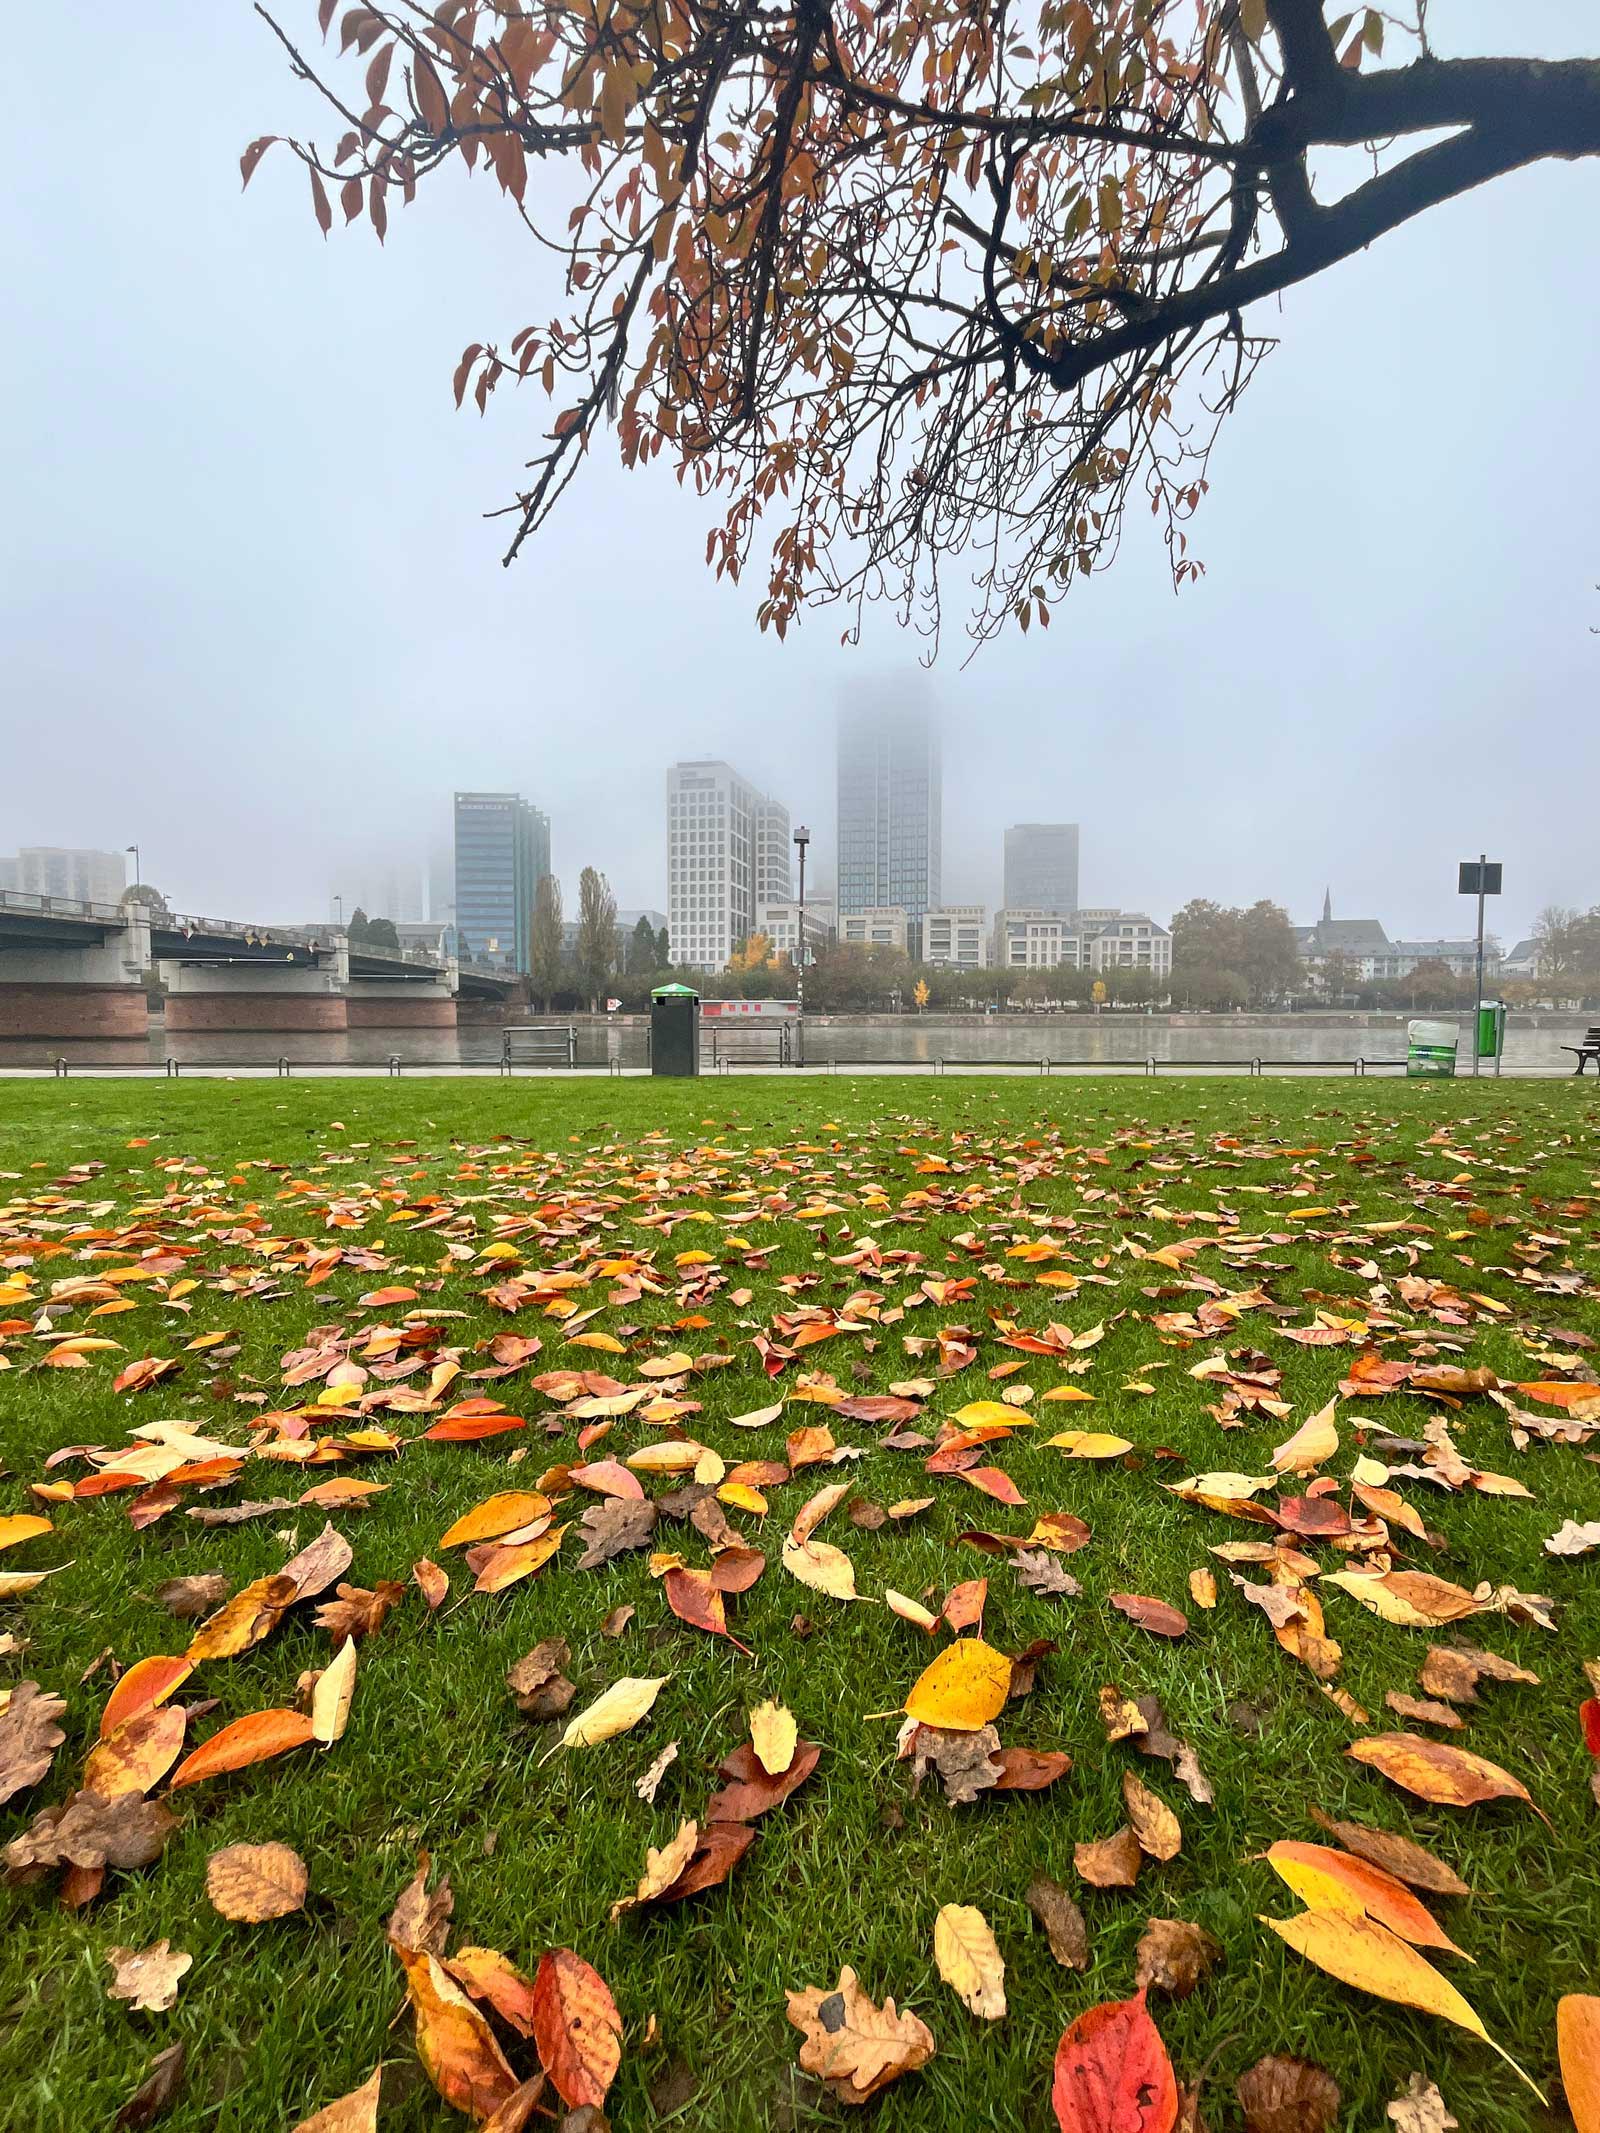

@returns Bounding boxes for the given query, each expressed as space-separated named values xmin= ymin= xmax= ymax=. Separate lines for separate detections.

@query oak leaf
xmin=313 ymin=1580 xmax=405 ymax=1640
xmin=1385 ymin=2073 xmax=1457 ymax=2133
xmin=0 ymin=1681 xmax=67 ymax=1806
xmin=507 ymin=1639 xmax=575 ymax=1721
xmin=105 ymin=1939 xmax=191 ymax=2013
xmin=3 ymin=1788 xmax=175 ymax=1875
xmin=786 ymin=1965 xmax=935 ymax=2103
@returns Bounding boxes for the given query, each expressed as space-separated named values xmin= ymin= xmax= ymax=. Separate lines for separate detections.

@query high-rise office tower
xmin=452 ymin=792 xmax=550 ymax=971
xmin=754 ymin=796 xmax=793 ymax=908
xmin=836 ymin=694 xmax=942 ymax=919
xmin=1003 ymin=823 xmax=1080 ymax=914
xmin=667 ymin=760 xmax=786 ymax=970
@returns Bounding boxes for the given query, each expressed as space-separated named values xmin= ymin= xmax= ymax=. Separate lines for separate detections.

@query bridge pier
xmin=0 ymin=907 xmax=151 ymax=1039
xmin=159 ymin=961 xmax=348 ymax=1033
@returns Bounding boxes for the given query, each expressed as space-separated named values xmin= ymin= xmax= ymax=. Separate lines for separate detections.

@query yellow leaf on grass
xmin=0 ymin=1516 xmax=52 ymax=1554
xmin=438 ymin=1493 xmax=552 ymax=1550
xmin=781 ymin=1535 xmax=858 ymax=1599
xmin=1264 ymin=1909 xmax=1540 ymax=2096
xmin=1558 ymin=1995 xmax=1600 ymax=2133
xmin=751 ymin=1700 xmax=798 ymax=1777
xmin=1039 ymin=1385 xmax=1096 ymax=1402
xmin=951 ymin=1402 xmax=1021 ymax=1430
xmin=311 ymin=1636 xmax=357 ymax=1746
xmin=905 ymin=1640 xmax=1011 ymax=1733
xmin=1045 ymin=1431 xmax=1132 ymax=1458
xmin=560 ymin=1675 xmax=670 ymax=1750
xmin=1325 ymin=1571 xmax=1482 ymax=1629
xmin=1271 ymin=1399 xmax=1339 ymax=1475
xmin=933 ymin=1903 xmax=1006 ymax=2019
xmin=1264 ymin=1842 xmax=1467 ymax=1957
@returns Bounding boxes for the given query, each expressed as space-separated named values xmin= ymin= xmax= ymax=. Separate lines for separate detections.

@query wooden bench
xmin=1560 ymin=1028 xmax=1600 ymax=1074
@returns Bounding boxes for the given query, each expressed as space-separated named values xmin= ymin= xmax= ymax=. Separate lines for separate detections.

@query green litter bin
xmin=1475 ymin=1000 xmax=1506 ymax=1061
xmin=650 ymin=983 xmax=700 ymax=1077
xmin=1406 ymin=1018 xmax=1458 ymax=1079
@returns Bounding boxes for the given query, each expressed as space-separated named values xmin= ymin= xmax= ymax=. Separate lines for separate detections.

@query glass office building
xmin=452 ymin=792 xmax=550 ymax=972
xmin=836 ymin=698 xmax=942 ymax=923
xmin=1003 ymin=824 xmax=1080 ymax=914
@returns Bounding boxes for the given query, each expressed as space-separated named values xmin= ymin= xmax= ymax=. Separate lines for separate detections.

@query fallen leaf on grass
xmin=473 ymin=1529 xmax=566 ymax=1595
xmin=439 ymin=1493 xmax=553 ymax=1549
xmin=1015 ymin=1550 xmax=1081 ymax=1599
xmin=0 ymin=1681 xmax=67 ymax=1806
xmin=3 ymin=1789 xmax=175 ymax=1875
xmin=560 ymin=1676 xmax=669 ymax=1750
xmin=1110 ymin=1593 xmax=1189 ymax=1639
xmin=1347 ymin=1734 xmax=1544 ymax=1820
xmin=1235 ymin=2053 xmax=1340 ymax=2133
xmin=1545 ymin=1519 xmax=1600 ymax=1558
xmin=1264 ymin=1910 xmax=1539 ymax=2095
xmin=1051 ymin=1989 xmax=1176 ymax=2133
xmin=507 ymin=1640 xmax=575 ymax=1721
xmin=1263 ymin=1842 xmax=1466 ymax=1956
xmin=1559 ymin=1995 xmax=1600 ymax=2133
xmin=206 ymin=1840 xmax=308 ymax=1921
xmin=706 ymin=1739 xmax=822 ymax=1821
xmin=904 ymin=1640 xmax=1012 ymax=1732
xmin=1187 ymin=1568 xmax=1216 ymax=1610
xmin=403 ymin=1949 xmax=519 ymax=2120
xmin=289 ymin=2069 xmax=384 ymax=2133
xmin=386 ymin=1854 xmax=453 ymax=1957
xmin=993 ymin=1745 xmax=1072 ymax=1790
xmin=106 ymin=1939 xmax=191 ymax=2013
xmin=934 ymin=1903 xmax=1005 ymax=2019
xmin=153 ymin=1574 xmax=229 ymax=1620
xmin=186 ymin=1574 xmax=297 ymax=1663
xmin=0 ymin=1515 xmax=52 ymax=1554
xmin=1385 ymin=2073 xmax=1457 ymax=2132
xmin=314 ymin=1581 xmax=405 ymax=1640
xmin=1026 ymin=1876 xmax=1089 ymax=1969
xmin=530 ymin=1949 xmax=622 ymax=2108
xmin=115 ymin=2042 xmax=186 ymax=2130
xmin=750 ymin=1699 xmax=798 ymax=1776
xmin=577 ymin=1498 xmax=656 ymax=1568
xmin=1325 ymin=1570 xmax=1482 ymax=1629
xmin=444 ymin=1948 xmax=539 ymax=2037
xmin=170 ymin=1708 xmax=315 ymax=1789
xmin=1305 ymin=1807 xmax=1469 ymax=1898
xmin=84 ymin=1705 xmax=187 ymax=1798
xmin=1135 ymin=1917 xmax=1221 ymax=1999
xmin=635 ymin=1740 xmax=678 ymax=1802
xmin=1123 ymin=1771 xmax=1181 ymax=1860
xmin=1076 ymin=1827 xmax=1143 ymax=1888
xmin=787 ymin=1965 xmax=935 ymax=2103
xmin=1417 ymin=1643 xmax=1538 ymax=1706
xmin=311 ymin=1637 xmax=358 ymax=1746
xmin=610 ymin=1819 xmax=701 ymax=1920
xmin=780 ymin=1535 xmax=857 ymax=1599
xmin=908 ymin=1723 xmax=1003 ymax=1805
xmin=102 ymin=1655 xmax=192 ymax=1737
xmin=279 ymin=1522 xmax=354 ymax=1599
xmin=413 ymin=1558 xmax=449 ymax=1609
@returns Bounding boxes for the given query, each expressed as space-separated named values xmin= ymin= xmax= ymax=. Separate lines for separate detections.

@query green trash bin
xmin=1406 ymin=1018 xmax=1458 ymax=1079
xmin=650 ymin=983 xmax=700 ymax=1078
xmin=1475 ymin=1000 xmax=1506 ymax=1061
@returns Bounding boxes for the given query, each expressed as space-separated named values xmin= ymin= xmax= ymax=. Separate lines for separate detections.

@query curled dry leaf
xmin=153 ymin=1574 xmax=229 ymax=1621
xmin=1347 ymin=1733 xmax=1545 ymax=1820
xmin=1015 ymin=1550 xmax=1081 ymax=1599
xmin=506 ymin=1639 xmax=575 ymax=1721
xmin=1385 ymin=2073 xmax=1458 ymax=2133
xmin=4 ymin=1789 xmax=176 ymax=1876
xmin=1235 ymin=2053 xmax=1340 ymax=2133
xmin=288 ymin=2065 xmax=383 ymax=2133
xmin=530 ymin=1948 xmax=623 ymax=2108
xmin=0 ymin=1681 xmax=68 ymax=1807
xmin=1135 ymin=1917 xmax=1222 ymax=2000
xmin=1075 ymin=1826 xmax=1143 ymax=1888
xmin=1026 ymin=1876 xmax=1089 ymax=1970
xmin=403 ymin=1949 xmax=520 ymax=2121
xmin=387 ymin=1853 xmax=453 ymax=1958
xmin=115 ymin=2042 xmax=186 ymax=2131
xmin=205 ymin=1840 xmax=308 ymax=1921
xmin=908 ymin=1723 xmax=1003 ymax=1806
xmin=105 ymin=1939 xmax=192 ymax=2013
xmin=1122 ymin=1771 xmax=1182 ymax=1861
xmin=1051 ymin=1989 xmax=1176 ymax=2133
xmin=635 ymin=1739 xmax=678 ymax=1804
xmin=413 ymin=1558 xmax=449 ymax=1609
xmin=933 ymin=1903 xmax=1005 ymax=2019
xmin=1305 ymin=1806 xmax=1470 ymax=1898
xmin=786 ymin=1965 xmax=935 ymax=2104
xmin=560 ymin=1675 xmax=669 ymax=1750
xmin=278 ymin=1521 xmax=353 ymax=1601
xmin=1110 ymin=1593 xmax=1189 ymax=1639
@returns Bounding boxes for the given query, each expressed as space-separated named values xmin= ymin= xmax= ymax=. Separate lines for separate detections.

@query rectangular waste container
xmin=650 ymin=984 xmax=700 ymax=1077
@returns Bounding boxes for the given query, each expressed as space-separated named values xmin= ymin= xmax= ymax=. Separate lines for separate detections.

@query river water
xmin=0 ymin=1011 xmax=1589 ymax=1076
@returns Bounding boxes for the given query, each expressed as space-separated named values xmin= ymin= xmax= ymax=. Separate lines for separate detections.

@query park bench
xmin=1560 ymin=1028 xmax=1600 ymax=1074
xmin=501 ymin=1024 xmax=577 ymax=1070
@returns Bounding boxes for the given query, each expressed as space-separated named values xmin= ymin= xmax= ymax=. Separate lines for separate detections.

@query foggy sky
xmin=3 ymin=4 xmax=1596 ymax=944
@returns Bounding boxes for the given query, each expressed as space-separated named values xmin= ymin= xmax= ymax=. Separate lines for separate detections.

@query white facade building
xmin=922 ymin=905 xmax=990 ymax=968
xmin=754 ymin=798 xmax=792 ymax=908
xmin=758 ymin=899 xmax=834 ymax=965
xmin=668 ymin=760 xmax=791 ymax=971
xmin=840 ymin=906 xmax=911 ymax=953
xmin=995 ymin=907 xmax=1171 ymax=978
xmin=7 ymin=847 xmax=127 ymax=905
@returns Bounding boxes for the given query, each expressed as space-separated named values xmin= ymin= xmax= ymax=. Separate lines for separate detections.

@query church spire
xmin=1321 ymin=885 xmax=1332 ymax=925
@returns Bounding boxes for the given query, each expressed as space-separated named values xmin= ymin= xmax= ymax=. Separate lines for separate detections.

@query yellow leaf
xmin=904 ymin=1639 xmax=1011 ymax=1732
xmin=0 ymin=1515 xmax=52 ymax=1554
xmin=933 ymin=1903 xmax=1006 ymax=2019
xmin=560 ymin=1675 xmax=670 ymax=1750
xmin=1270 ymin=1398 xmax=1339 ymax=1475
xmin=1045 ymin=1431 xmax=1132 ymax=1458
xmin=568 ymin=1332 xmax=626 ymax=1354
xmin=626 ymin=1441 xmax=707 ymax=1473
xmin=1039 ymin=1384 xmax=1095 ymax=1402
xmin=950 ymin=1402 xmax=1021 ymax=1430
xmin=780 ymin=1535 xmax=858 ymax=1599
xmin=750 ymin=1700 xmax=798 ymax=1776
xmin=885 ymin=1589 xmax=940 ymax=1632
xmin=1264 ymin=1909 xmax=1540 ymax=2096
xmin=1558 ymin=1996 xmax=1600 ymax=2133
xmin=438 ymin=1492 xmax=552 ymax=1550
xmin=1326 ymin=1571 xmax=1482 ymax=1629
xmin=311 ymin=1636 xmax=357 ymax=1746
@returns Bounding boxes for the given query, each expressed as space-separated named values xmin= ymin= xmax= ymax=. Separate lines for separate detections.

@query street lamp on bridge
xmin=792 ymin=823 xmax=810 ymax=1014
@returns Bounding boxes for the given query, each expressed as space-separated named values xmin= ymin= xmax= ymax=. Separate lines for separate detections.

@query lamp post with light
xmin=124 ymin=844 xmax=140 ymax=895
xmin=792 ymin=823 xmax=810 ymax=1015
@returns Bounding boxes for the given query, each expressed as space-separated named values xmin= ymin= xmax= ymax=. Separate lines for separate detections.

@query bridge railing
xmin=0 ymin=889 xmax=128 ymax=923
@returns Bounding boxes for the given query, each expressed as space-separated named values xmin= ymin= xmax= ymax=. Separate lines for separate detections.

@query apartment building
xmin=921 ymin=905 xmax=990 ymax=968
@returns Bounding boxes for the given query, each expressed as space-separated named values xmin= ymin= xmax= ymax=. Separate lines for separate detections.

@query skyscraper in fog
xmin=836 ymin=695 xmax=942 ymax=919
xmin=667 ymin=760 xmax=789 ymax=971
xmin=1003 ymin=824 xmax=1080 ymax=914
xmin=452 ymin=792 xmax=550 ymax=971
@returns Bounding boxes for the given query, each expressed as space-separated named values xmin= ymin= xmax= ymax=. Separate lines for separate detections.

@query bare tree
xmin=251 ymin=3 xmax=1600 ymax=648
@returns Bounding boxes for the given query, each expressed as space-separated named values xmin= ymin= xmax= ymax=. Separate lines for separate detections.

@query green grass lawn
xmin=1 ymin=1075 xmax=1598 ymax=2131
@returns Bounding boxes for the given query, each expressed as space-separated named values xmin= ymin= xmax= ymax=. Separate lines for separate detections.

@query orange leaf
xmin=530 ymin=1949 xmax=622 ymax=2109
xmin=1558 ymin=1995 xmax=1600 ymax=2133
xmin=424 ymin=1413 xmax=526 ymax=1442
xmin=403 ymin=1950 xmax=520 ymax=2120
xmin=169 ymin=1707 xmax=315 ymax=1789
xmin=1051 ymin=1989 xmax=1177 ymax=2133
xmin=101 ymin=1654 xmax=192 ymax=1738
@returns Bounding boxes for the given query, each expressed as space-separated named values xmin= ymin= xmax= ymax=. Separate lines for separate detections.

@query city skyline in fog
xmin=3 ymin=5 xmax=1596 ymax=944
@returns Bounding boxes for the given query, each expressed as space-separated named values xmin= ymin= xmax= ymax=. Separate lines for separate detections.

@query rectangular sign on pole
xmin=1458 ymin=861 xmax=1502 ymax=897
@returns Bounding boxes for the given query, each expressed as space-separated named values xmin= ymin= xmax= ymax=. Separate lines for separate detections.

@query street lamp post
xmin=792 ymin=824 xmax=810 ymax=1014
xmin=1457 ymin=856 xmax=1502 ymax=1080
xmin=124 ymin=844 xmax=140 ymax=893
xmin=334 ymin=894 xmax=344 ymax=929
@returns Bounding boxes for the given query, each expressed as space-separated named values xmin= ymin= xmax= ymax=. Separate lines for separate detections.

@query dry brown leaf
xmin=1026 ymin=1876 xmax=1089 ymax=1970
xmin=153 ymin=1574 xmax=229 ymax=1621
xmin=386 ymin=1853 xmax=453 ymax=1958
xmin=908 ymin=1722 xmax=1003 ymax=1805
xmin=115 ymin=2042 xmax=186 ymax=2130
xmin=0 ymin=1681 xmax=67 ymax=1807
xmin=105 ymin=1940 xmax=191 ymax=2013
xmin=1347 ymin=1733 xmax=1545 ymax=1820
xmin=1385 ymin=2073 xmax=1457 ymax=2132
xmin=4 ymin=1789 xmax=175 ymax=1875
xmin=288 ymin=2067 xmax=383 ymax=2133
xmin=610 ymin=1818 xmax=699 ymax=1920
xmin=1075 ymin=1826 xmax=1142 ymax=1888
xmin=313 ymin=1580 xmax=405 ymax=1642
xmin=635 ymin=1740 xmax=679 ymax=1803
xmin=206 ymin=1841 xmax=308 ymax=1921
xmin=1235 ymin=2053 xmax=1340 ymax=2133
xmin=506 ymin=1639 xmax=575 ymax=1721
xmin=786 ymin=1965 xmax=936 ymax=2103
xmin=1304 ymin=1807 xmax=1470 ymax=1898
xmin=1135 ymin=1916 xmax=1222 ymax=1999
xmin=1122 ymin=1770 xmax=1182 ymax=1860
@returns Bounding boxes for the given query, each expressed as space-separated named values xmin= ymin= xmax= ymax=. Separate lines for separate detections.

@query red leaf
xmin=309 ymin=166 xmax=332 ymax=237
xmin=1109 ymin=1593 xmax=1189 ymax=1639
xmin=706 ymin=1740 xmax=822 ymax=1822
xmin=529 ymin=1949 xmax=621 ymax=2109
xmin=240 ymin=136 xmax=279 ymax=190
xmin=1581 ymin=1697 xmax=1600 ymax=1757
xmin=657 ymin=1819 xmax=756 ymax=1902
xmin=1051 ymin=1990 xmax=1177 ymax=2133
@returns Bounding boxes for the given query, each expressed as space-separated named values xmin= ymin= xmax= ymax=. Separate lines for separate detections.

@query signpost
xmin=1457 ymin=857 xmax=1502 ymax=1078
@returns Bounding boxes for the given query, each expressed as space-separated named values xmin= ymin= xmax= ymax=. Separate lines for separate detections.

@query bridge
xmin=0 ymin=891 xmax=517 ymax=1039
